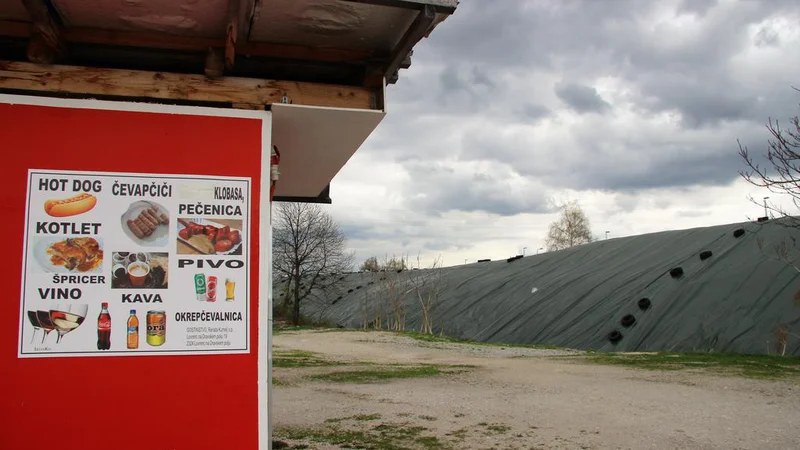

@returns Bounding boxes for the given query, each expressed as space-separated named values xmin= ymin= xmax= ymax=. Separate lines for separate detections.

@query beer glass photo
xmin=225 ymin=278 xmax=235 ymax=301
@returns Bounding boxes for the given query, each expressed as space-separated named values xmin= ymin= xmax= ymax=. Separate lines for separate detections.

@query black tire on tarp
xmin=620 ymin=314 xmax=636 ymax=327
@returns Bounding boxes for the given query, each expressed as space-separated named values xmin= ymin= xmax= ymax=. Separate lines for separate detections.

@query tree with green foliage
xmin=360 ymin=256 xmax=380 ymax=272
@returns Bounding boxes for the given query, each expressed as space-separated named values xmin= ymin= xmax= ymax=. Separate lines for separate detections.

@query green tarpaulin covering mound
xmin=275 ymin=218 xmax=800 ymax=355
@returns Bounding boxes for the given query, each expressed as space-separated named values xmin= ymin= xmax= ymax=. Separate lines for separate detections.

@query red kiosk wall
xmin=0 ymin=99 xmax=264 ymax=450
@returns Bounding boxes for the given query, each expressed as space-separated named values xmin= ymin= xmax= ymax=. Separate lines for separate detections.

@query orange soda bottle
xmin=126 ymin=310 xmax=139 ymax=349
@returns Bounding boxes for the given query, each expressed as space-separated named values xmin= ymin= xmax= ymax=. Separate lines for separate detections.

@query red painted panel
xmin=0 ymin=102 xmax=262 ymax=450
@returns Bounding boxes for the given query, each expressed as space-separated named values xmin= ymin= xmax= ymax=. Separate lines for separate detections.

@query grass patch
xmin=400 ymin=331 xmax=563 ymax=350
xmin=357 ymin=413 xmax=383 ymax=421
xmin=273 ymin=324 xmax=377 ymax=336
xmin=481 ymin=423 xmax=511 ymax=435
xmin=309 ymin=365 xmax=444 ymax=384
xmin=276 ymin=422 xmax=449 ymax=450
xmin=273 ymin=349 xmax=343 ymax=368
xmin=585 ymin=352 xmax=800 ymax=380
xmin=273 ymin=324 xmax=330 ymax=334
xmin=275 ymin=324 xmax=566 ymax=350
xmin=446 ymin=428 xmax=468 ymax=440
xmin=325 ymin=413 xmax=382 ymax=423
xmin=307 ymin=363 xmax=472 ymax=384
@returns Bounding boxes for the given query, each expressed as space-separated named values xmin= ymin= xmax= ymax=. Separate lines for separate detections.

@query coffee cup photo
xmin=112 ymin=263 xmax=127 ymax=279
xmin=127 ymin=261 xmax=150 ymax=287
xmin=110 ymin=251 xmax=169 ymax=290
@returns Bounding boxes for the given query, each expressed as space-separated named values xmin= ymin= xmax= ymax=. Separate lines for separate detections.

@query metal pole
xmin=763 ymin=196 xmax=770 ymax=218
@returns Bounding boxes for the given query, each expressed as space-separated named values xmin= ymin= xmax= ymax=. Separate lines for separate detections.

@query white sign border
xmin=19 ymin=168 xmax=253 ymax=358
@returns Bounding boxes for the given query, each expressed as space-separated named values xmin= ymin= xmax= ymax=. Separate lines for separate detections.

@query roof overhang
xmin=271 ymin=103 xmax=385 ymax=200
xmin=0 ymin=0 xmax=457 ymax=203
xmin=0 ymin=0 xmax=456 ymax=87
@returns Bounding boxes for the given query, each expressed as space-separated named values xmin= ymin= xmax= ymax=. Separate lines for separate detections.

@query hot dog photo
xmin=176 ymin=218 xmax=243 ymax=255
xmin=44 ymin=193 xmax=97 ymax=217
xmin=120 ymin=200 xmax=170 ymax=247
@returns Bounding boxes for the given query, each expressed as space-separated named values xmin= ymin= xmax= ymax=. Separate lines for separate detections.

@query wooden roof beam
xmin=22 ymin=0 xmax=66 ymax=64
xmin=0 ymin=60 xmax=381 ymax=110
xmin=342 ymin=0 xmax=456 ymax=14
xmin=0 ymin=20 xmax=374 ymax=65
xmin=225 ymin=0 xmax=242 ymax=71
xmin=382 ymin=4 xmax=435 ymax=85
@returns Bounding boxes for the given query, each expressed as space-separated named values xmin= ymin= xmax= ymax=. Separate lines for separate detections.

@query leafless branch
xmin=545 ymin=200 xmax=593 ymax=252
xmin=272 ymin=202 xmax=354 ymax=325
xmin=738 ymin=89 xmax=800 ymax=228
xmin=407 ymin=255 xmax=446 ymax=334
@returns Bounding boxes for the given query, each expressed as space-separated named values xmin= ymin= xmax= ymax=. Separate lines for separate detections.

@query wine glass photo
xmin=27 ymin=310 xmax=42 ymax=344
xmin=36 ymin=309 xmax=57 ymax=343
xmin=49 ymin=303 xmax=88 ymax=344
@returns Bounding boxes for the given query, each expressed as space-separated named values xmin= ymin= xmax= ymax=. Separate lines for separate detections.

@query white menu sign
xmin=18 ymin=169 xmax=251 ymax=357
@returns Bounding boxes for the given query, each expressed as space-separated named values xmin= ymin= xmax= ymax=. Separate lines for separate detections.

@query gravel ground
xmin=272 ymin=330 xmax=800 ymax=450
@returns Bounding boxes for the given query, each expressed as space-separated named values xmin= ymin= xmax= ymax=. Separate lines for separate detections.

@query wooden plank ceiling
xmin=0 ymin=0 xmax=456 ymax=95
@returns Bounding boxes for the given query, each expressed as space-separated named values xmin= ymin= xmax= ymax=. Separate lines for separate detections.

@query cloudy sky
xmin=328 ymin=0 xmax=800 ymax=268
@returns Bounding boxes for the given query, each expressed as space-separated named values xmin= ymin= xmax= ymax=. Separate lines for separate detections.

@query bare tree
xmin=545 ymin=200 xmax=593 ymax=252
xmin=380 ymin=253 xmax=408 ymax=331
xmin=739 ymin=89 xmax=800 ymax=278
xmin=739 ymin=87 xmax=800 ymax=224
xmin=272 ymin=202 xmax=354 ymax=325
xmin=756 ymin=236 xmax=800 ymax=279
xmin=408 ymin=255 xmax=446 ymax=334
xmin=383 ymin=256 xmax=407 ymax=272
xmin=385 ymin=272 xmax=406 ymax=331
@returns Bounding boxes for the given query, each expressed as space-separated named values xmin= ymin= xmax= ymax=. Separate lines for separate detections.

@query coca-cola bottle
xmin=97 ymin=302 xmax=111 ymax=350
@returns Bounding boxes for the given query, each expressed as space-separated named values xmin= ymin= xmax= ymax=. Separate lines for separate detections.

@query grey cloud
xmin=360 ymin=0 xmax=799 ymax=210
xmin=439 ymin=65 xmax=467 ymax=93
xmin=424 ymin=240 xmax=457 ymax=252
xmin=414 ymin=0 xmax=654 ymax=70
xmin=753 ymin=26 xmax=780 ymax=48
xmin=339 ymin=223 xmax=381 ymax=241
xmin=471 ymin=67 xmax=494 ymax=89
xmin=637 ymin=76 xmax=758 ymax=128
xmin=459 ymin=118 xmax=774 ymax=192
xmin=554 ymin=81 xmax=610 ymax=114
xmin=677 ymin=0 xmax=717 ymax=16
xmin=418 ymin=0 xmax=798 ymax=71
xmin=521 ymin=104 xmax=550 ymax=120
xmin=408 ymin=0 xmax=798 ymax=128
xmin=330 ymin=0 xmax=800 ymax=267
xmin=402 ymin=161 xmax=553 ymax=216
xmin=677 ymin=209 xmax=711 ymax=218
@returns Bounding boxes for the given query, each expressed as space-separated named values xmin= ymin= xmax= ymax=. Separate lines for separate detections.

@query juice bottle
xmin=126 ymin=309 xmax=139 ymax=349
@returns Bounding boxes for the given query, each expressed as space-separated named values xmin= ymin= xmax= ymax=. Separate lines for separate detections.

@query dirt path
xmin=272 ymin=330 xmax=800 ymax=449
